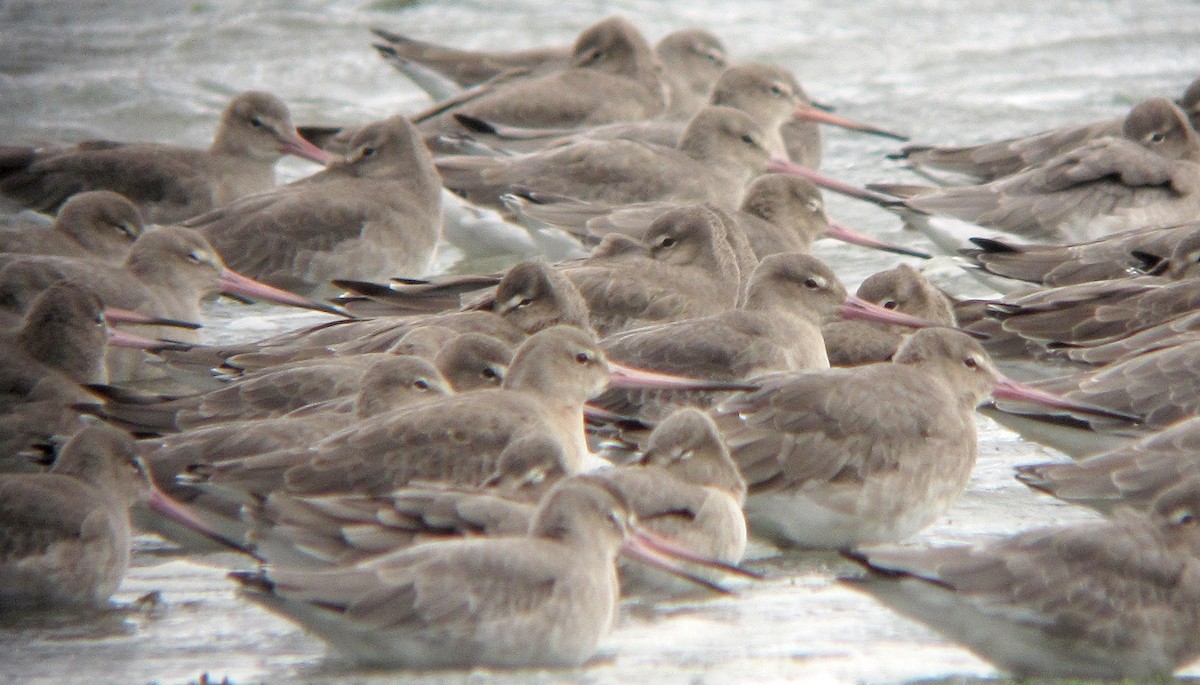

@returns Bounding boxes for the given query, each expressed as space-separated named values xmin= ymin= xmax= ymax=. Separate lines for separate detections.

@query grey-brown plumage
xmin=0 ymin=91 xmax=330 ymax=224
xmin=1023 ymin=338 xmax=1200 ymax=431
xmin=594 ymin=408 xmax=747 ymax=594
xmin=595 ymin=252 xmax=841 ymax=419
xmin=188 ymin=115 xmax=442 ymax=296
xmin=458 ymin=63 xmax=804 ymax=159
xmin=131 ymin=356 xmax=455 ymax=548
xmin=436 ymin=105 xmax=772 ymax=211
xmin=331 ymin=205 xmax=747 ymax=338
xmin=713 ymin=328 xmax=1001 ymax=548
xmin=411 ymin=17 xmax=666 ymax=140
xmin=958 ymin=220 xmax=1200 ymax=287
xmin=967 ymin=247 xmax=1200 ymax=353
xmin=1057 ymin=308 xmax=1200 ymax=366
xmin=0 ymin=283 xmax=108 ymax=468
xmin=883 ymin=98 xmax=1200 ymax=243
xmin=230 ymin=476 xmax=707 ymax=668
xmin=841 ymin=476 xmax=1200 ymax=680
xmin=372 ymin=25 xmax=726 ymax=120
xmin=510 ymin=174 xmax=868 ymax=266
xmin=163 ymin=260 xmax=585 ymax=374
xmin=1016 ymin=416 xmax=1200 ymax=514
xmin=823 ymin=263 xmax=957 ymax=366
xmin=93 ymin=350 xmax=456 ymax=435
xmin=0 ymin=191 xmax=144 ymax=266
xmin=245 ymin=434 xmax=565 ymax=567
xmin=98 ymin=332 xmax=504 ymax=435
xmin=566 ymin=205 xmax=743 ymax=336
xmin=892 ymin=76 xmax=1200 ymax=184
xmin=196 ymin=326 xmax=617 ymax=497
xmin=0 ymin=424 xmax=149 ymax=609
xmin=0 ymin=227 xmax=287 ymax=380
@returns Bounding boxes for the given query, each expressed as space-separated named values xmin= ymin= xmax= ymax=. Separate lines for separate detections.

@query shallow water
xmin=3 ymin=0 xmax=1200 ymax=682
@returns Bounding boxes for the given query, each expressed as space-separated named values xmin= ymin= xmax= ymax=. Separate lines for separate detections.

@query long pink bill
xmin=792 ymin=106 xmax=910 ymax=142
xmin=219 ymin=268 xmax=351 ymax=318
xmin=634 ymin=527 xmax=764 ymax=580
xmin=823 ymin=221 xmax=930 ymax=259
xmin=143 ymin=477 xmax=264 ymax=562
xmin=607 ymin=361 xmax=758 ymax=392
xmin=620 ymin=532 xmax=734 ymax=595
xmin=106 ymin=327 xmax=192 ymax=352
xmin=991 ymin=377 xmax=1143 ymax=423
xmin=768 ymin=158 xmax=899 ymax=206
xmin=281 ymin=131 xmax=334 ymax=166
xmin=103 ymin=307 xmax=202 ymax=330
xmin=839 ymin=295 xmax=988 ymax=340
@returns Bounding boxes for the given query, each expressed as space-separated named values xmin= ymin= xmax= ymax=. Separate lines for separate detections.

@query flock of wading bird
xmin=4 ymin=13 xmax=1200 ymax=680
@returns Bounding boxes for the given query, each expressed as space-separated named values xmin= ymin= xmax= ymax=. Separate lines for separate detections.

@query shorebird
xmin=246 ymin=433 xmax=566 ymax=567
xmin=508 ymin=173 xmax=930 ymax=260
xmin=0 ymin=190 xmax=144 ymax=266
xmin=1016 ymin=415 xmax=1200 ymax=514
xmin=0 ymin=226 xmax=343 ymax=380
xmin=957 ymin=220 xmax=1200 ymax=287
xmin=230 ymin=476 xmax=745 ymax=668
xmin=911 ymin=98 xmax=1200 ymax=242
xmin=963 ymin=230 xmax=1200 ymax=353
xmin=841 ymin=475 xmax=1200 ymax=680
xmin=411 ymin=17 xmax=667 ymax=141
xmin=0 ymin=281 xmax=181 ymax=466
xmin=193 ymin=325 xmax=752 ymax=497
xmin=823 ymin=263 xmax=958 ymax=366
xmin=436 ymin=105 xmax=772 ymax=211
xmin=592 ymin=252 xmax=934 ymax=419
xmin=159 ymin=258 xmax=585 ymax=376
xmin=90 ymin=329 xmax=504 ymax=435
xmin=985 ymin=338 xmax=1197 ymax=458
xmin=890 ymin=76 xmax=1200 ymax=184
xmin=130 ymin=356 xmax=456 ymax=549
xmin=779 ymin=97 xmax=1200 ymax=244
xmin=371 ymin=24 xmax=726 ymax=119
xmin=0 ymin=283 xmax=109 ymax=468
xmin=188 ymin=115 xmax=442 ymax=296
xmin=448 ymin=63 xmax=906 ymax=165
xmin=713 ymin=328 xmax=1130 ymax=548
xmin=247 ymin=409 xmax=748 ymax=598
xmin=593 ymin=408 xmax=748 ymax=595
xmin=336 ymin=205 xmax=750 ymax=337
xmin=0 ymin=91 xmax=331 ymax=224
xmin=0 ymin=423 xmax=236 ymax=609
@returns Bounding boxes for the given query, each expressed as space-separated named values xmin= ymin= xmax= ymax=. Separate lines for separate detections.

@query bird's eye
xmin=804 ymin=277 xmax=826 ymax=289
xmin=575 ymin=352 xmax=592 ymax=364
xmin=482 ymin=367 xmax=501 ymax=379
xmin=964 ymin=357 xmax=979 ymax=369
xmin=516 ymin=297 xmax=533 ymax=308
xmin=740 ymin=134 xmax=755 ymax=145
xmin=606 ymin=509 xmax=624 ymax=529
xmin=658 ymin=237 xmax=677 ymax=248
xmin=770 ymin=85 xmax=785 ymax=97
xmin=186 ymin=251 xmax=203 ymax=264
xmin=250 ymin=117 xmax=266 ymax=128
xmin=1170 ymin=508 xmax=1196 ymax=526
xmin=413 ymin=378 xmax=430 ymax=390
xmin=1149 ymin=132 xmax=1166 ymax=144
xmin=882 ymin=300 xmax=898 ymax=310
xmin=360 ymin=146 xmax=377 ymax=158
